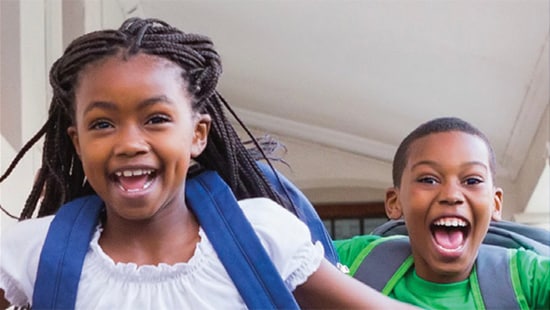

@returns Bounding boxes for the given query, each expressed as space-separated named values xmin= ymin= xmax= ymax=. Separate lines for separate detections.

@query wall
xmin=513 ymin=104 xmax=550 ymax=229
xmin=1 ymin=0 xmax=548 ymax=229
xmin=0 ymin=0 xmax=55 ymax=230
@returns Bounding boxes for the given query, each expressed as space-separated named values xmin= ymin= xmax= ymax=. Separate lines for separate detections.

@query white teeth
xmin=117 ymin=178 xmax=153 ymax=193
xmin=115 ymin=169 xmax=154 ymax=177
xmin=433 ymin=217 xmax=467 ymax=227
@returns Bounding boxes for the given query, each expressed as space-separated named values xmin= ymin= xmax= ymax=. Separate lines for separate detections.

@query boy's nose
xmin=439 ymin=182 xmax=464 ymax=205
xmin=114 ymin=127 xmax=150 ymax=157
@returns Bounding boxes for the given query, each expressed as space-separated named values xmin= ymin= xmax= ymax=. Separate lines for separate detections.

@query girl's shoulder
xmin=1 ymin=215 xmax=54 ymax=249
xmin=237 ymin=196 xmax=322 ymax=255
xmin=238 ymin=197 xmax=300 ymax=221
xmin=1 ymin=216 xmax=54 ymax=306
xmin=238 ymin=197 xmax=312 ymax=241
xmin=1 ymin=216 xmax=54 ymax=266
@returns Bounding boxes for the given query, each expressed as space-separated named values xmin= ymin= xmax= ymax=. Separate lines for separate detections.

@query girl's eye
xmin=146 ymin=114 xmax=171 ymax=125
xmin=89 ymin=120 xmax=112 ymax=130
xmin=418 ymin=176 xmax=438 ymax=184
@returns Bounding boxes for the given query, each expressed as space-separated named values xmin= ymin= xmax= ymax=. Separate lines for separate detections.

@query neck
xmin=99 ymin=203 xmax=200 ymax=266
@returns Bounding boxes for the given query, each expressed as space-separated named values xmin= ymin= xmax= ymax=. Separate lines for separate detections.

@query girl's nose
xmin=114 ymin=126 xmax=150 ymax=157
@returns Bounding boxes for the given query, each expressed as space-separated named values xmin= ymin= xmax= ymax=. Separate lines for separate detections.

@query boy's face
xmin=385 ymin=131 xmax=502 ymax=283
xmin=68 ymin=53 xmax=210 ymax=222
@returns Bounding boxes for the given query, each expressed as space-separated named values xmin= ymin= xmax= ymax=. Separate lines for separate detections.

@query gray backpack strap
xmin=353 ymin=237 xmax=412 ymax=292
xmin=476 ymin=245 xmax=520 ymax=310
xmin=353 ymin=239 xmax=522 ymax=309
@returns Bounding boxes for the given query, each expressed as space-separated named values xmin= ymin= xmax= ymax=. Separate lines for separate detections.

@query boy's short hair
xmin=392 ymin=117 xmax=497 ymax=187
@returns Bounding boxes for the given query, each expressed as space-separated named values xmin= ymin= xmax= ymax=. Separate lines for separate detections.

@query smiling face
xmin=385 ymin=131 xmax=503 ymax=283
xmin=67 ymin=53 xmax=210 ymax=222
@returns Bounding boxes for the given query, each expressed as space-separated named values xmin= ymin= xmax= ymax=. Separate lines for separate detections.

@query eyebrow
xmin=82 ymin=95 xmax=173 ymax=115
xmin=411 ymin=160 xmax=489 ymax=171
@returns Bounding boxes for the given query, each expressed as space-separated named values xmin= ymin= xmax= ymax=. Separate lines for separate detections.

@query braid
xmin=1 ymin=17 xmax=293 ymax=220
xmin=120 ymin=18 xmax=288 ymax=208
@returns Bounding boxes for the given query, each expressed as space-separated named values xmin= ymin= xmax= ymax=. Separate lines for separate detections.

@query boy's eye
xmin=418 ymin=176 xmax=438 ymax=184
xmin=146 ymin=114 xmax=171 ymax=125
xmin=464 ymin=177 xmax=483 ymax=185
xmin=89 ymin=120 xmax=112 ymax=130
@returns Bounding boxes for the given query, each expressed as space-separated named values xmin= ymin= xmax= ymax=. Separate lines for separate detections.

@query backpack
xmin=33 ymin=169 xmax=314 ymax=309
xmin=350 ymin=219 xmax=550 ymax=309
xmin=371 ymin=219 xmax=550 ymax=256
xmin=256 ymin=161 xmax=339 ymax=264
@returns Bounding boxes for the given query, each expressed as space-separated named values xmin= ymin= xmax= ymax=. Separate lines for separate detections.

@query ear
xmin=491 ymin=187 xmax=504 ymax=221
xmin=385 ymin=187 xmax=403 ymax=219
xmin=67 ymin=126 xmax=81 ymax=157
xmin=190 ymin=114 xmax=211 ymax=158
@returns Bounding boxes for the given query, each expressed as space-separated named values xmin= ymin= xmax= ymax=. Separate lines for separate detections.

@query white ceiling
xmin=110 ymin=0 xmax=549 ymax=214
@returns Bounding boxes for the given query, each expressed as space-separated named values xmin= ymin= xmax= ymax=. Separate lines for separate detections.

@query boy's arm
xmin=293 ymin=259 xmax=418 ymax=309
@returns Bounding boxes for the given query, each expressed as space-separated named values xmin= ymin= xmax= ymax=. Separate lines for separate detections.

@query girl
xmin=0 ymin=18 xmax=415 ymax=309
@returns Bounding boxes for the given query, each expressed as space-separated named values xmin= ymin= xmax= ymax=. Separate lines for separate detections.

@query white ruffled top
xmin=1 ymin=198 xmax=324 ymax=309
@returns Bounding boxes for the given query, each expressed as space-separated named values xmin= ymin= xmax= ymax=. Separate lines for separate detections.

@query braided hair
xmin=0 ymin=17 xmax=289 ymax=220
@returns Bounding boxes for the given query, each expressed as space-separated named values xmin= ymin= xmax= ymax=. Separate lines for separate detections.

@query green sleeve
xmin=333 ymin=235 xmax=382 ymax=268
xmin=513 ymin=249 xmax=550 ymax=309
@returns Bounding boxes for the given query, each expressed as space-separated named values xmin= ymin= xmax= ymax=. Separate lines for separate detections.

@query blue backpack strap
xmin=186 ymin=170 xmax=300 ymax=309
xmin=476 ymin=245 xmax=520 ymax=310
xmin=32 ymin=195 xmax=103 ymax=309
xmin=32 ymin=171 xmax=299 ymax=309
xmin=256 ymin=161 xmax=339 ymax=265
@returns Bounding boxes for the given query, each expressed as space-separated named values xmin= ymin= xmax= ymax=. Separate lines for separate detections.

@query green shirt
xmin=334 ymin=235 xmax=550 ymax=310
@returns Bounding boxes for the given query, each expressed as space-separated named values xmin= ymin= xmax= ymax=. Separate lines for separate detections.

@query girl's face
xmin=385 ymin=132 xmax=502 ymax=283
xmin=68 ymin=53 xmax=210 ymax=222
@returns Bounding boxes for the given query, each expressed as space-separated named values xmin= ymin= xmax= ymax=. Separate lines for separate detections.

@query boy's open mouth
xmin=430 ymin=217 xmax=470 ymax=251
xmin=114 ymin=168 xmax=156 ymax=193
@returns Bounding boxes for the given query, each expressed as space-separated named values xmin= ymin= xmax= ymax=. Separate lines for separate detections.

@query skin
xmin=67 ymin=53 xmax=210 ymax=265
xmin=385 ymin=131 xmax=503 ymax=283
xmin=0 ymin=53 xmax=419 ymax=309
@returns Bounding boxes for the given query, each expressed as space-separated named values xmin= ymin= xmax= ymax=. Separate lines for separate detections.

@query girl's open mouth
xmin=431 ymin=217 xmax=470 ymax=252
xmin=113 ymin=168 xmax=156 ymax=193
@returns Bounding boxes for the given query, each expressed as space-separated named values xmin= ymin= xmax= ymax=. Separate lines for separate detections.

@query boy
xmin=335 ymin=117 xmax=549 ymax=309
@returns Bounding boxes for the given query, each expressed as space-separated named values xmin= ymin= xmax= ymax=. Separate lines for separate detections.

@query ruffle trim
xmin=0 ymin=268 xmax=28 ymax=307
xmin=284 ymin=241 xmax=325 ymax=291
xmin=87 ymin=224 xmax=213 ymax=282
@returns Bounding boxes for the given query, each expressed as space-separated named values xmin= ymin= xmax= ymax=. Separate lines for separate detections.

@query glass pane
xmin=333 ymin=219 xmax=360 ymax=239
xmin=363 ymin=217 xmax=389 ymax=234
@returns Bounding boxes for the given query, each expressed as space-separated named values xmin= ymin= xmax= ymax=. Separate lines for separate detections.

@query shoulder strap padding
xmin=476 ymin=245 xmax=520 ymax=310
xmin=184 ymin=170 xmax=299 ymax=309
xmin=33 ymin=170 xmax=299 ymax=310
xmin=33 ymin=195 xmax=103 ymax=310
xmin=352 ymin=237 xmax=521 ymax=309
xmin=353 ymin=236 xmax=411 ymax=292
xmin=256 ymin=161 xmax=339 ymax=265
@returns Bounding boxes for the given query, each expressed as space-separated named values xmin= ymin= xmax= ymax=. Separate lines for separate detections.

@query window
xmin=314 ymin=202 xmax=389 ymax=240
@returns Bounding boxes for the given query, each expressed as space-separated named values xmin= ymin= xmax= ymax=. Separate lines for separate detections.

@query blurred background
xmin=1 ymin=0 xmax=549 ymax=237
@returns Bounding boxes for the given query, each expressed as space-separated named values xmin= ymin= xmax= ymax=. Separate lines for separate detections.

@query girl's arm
xmin=294 ymin=259 xmax=419 ymax=309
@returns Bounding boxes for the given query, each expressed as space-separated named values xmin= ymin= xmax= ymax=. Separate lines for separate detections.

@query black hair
xmin=392 ymin=117 xmax=497 ymax=187
xmin=0 ymin=17 xmax=290 ymax=220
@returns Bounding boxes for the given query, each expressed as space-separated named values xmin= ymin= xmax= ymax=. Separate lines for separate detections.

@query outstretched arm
xmin=294 ymin=259 xmax=419 ymax=309
xmin=0 ymin=289 xmax=10 ymax=309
